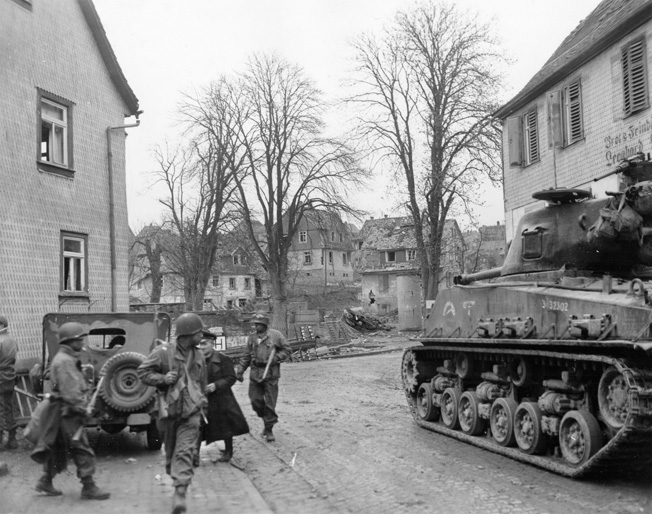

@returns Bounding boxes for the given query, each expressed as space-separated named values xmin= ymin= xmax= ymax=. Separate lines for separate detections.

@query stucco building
xmin=1 ymin=0 xmax=139 ymax=366
xmin=496 ymin=0 xmax=652 ymax=242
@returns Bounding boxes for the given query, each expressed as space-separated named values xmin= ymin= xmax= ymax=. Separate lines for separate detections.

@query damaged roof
xmin=495 ymin=0 xmax=652 ymax=119
xmin=359 ymin=216 xmax=416 ymax=250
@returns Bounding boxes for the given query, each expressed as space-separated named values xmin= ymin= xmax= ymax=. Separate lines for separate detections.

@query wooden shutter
xmin=524 ymin=110 xmax=539 ymax=164
xmin=566 ymin=81 xmax=583 ymax=144
xmin=548 ymin=91 xmax=562 ymax=148
xmin=506 ymin=116 xmax=522 ymax=166
xmin=622 ymin=39 xmax=649 ymax=116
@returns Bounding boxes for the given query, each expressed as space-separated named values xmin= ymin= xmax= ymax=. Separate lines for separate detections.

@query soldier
xmin=30 ymin=322 xmax=110 ymax=500
xmin=138 ymin=313 xmax=207 ymax=514
xmin=0 ymin=315 xmax=18 ymax=450
xmin=236 ymin=312 xmax=291 ymax=442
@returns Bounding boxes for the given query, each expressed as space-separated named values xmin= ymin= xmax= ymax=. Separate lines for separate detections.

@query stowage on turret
xmin=401 ymin=154 xmax=652 ymax=477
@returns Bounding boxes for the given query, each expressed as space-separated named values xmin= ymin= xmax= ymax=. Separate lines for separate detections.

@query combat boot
xmin=80 ymin=476 xmax=110 ymax=500
xmin=172 ymin=485 xmax=187 ymax=514
xmin=263 ymin=427 xmax=275 ymax=442
xmin=217 ymin=451 xmax=232 ymax=462
xmin=5 ymin=428 xmax=17 ymax=449
xmin=35 ymin=474 xmax=62 ymax=496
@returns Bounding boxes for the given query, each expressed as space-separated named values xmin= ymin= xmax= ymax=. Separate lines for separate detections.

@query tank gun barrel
xmin=453 ymin=267 xmax=502 ymax=285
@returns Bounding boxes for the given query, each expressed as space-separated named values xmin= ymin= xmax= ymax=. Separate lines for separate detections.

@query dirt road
xmin=234 ymin=344 xmax=652 ymax=514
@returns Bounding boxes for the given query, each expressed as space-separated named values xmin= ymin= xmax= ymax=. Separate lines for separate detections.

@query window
xmin=328 ymin=251 xmax=333 ymax=264
xmin=233 ymin=254 xmax=246 ymax=265
xmin=320 ymin=254 xmax=324 ymax=265
xmin=339 ymin=233 xmax=343 ymax=242
xmin=61 ymin=232 xmax=87 ymax=293
xmin=244 ymin=278 xmax=251 ymax=289
xmin=39 ymin=91 xmax=73 ymax=176
xmin=229 ymin=277 xmax=236 ymax=289
xmin=238 ymin=298 xmax=246 ymax=307
xmin=212 ymin=275 xmax=219 ymax=287
xmin=227 ymin=300 xmax=234 ymax=309
xmin=299 ymin=231 xmax=307 ymax=243
xmin=342 ymin=253 xmax=348 ymax=265
xmin=386 ymin=251 xmax=396 ymax=262
xmin=330 ymin=231 xmax=335 ymax=241
xmin=622 ymin=38 xmax=649 ymax=116
xmin=562 ymin=81 xmax=583 ymax=145
xmin=523 ymin=109 xmax=539 ymax=165
xmin=407 ymin=250 xmax=416 ymax=261
xmin=304 ymin=251 xmax=312 ymax=264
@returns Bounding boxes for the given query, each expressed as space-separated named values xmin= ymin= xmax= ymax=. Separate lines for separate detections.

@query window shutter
xmin=506 ymin=116 xmax=522 ymax=166
xmin=622 ymin=39 xmax=649 ymax=116
xmin=524 ymin=110 xmax=539 ymax=163
xmin=547 ymin=91 xmax=562 ymax=148
xmin=567 ymin=81 xmax=583 ymax=143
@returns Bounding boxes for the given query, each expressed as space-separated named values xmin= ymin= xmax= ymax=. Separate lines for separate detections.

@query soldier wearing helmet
xmin=0 ymin=314 xmax=18 ymax=451
xmin=236 ymin=312 xmax=291 ymax=442
xmin=30 ymin=322 xmax=110 ymax=500
xmin=138 ymin=312 xmax=207 ymax=514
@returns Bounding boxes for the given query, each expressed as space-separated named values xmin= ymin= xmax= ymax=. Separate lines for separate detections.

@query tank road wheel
xmin=441 ymin=388 xmax=461 ymax=429
xmin=490 ymin=398 xmax=517 ymax=447
xmin=559 ymin=410 xmax=603 ymax=466
xmin=416 ymin=383 xmax=439 ymax=422
xmin=598 ymin=366 xmax=630 ymax=432
xmin=514 ymin=402 xmax=547 ymax=455
xmin=459 ymin=391 xmax=486 ymax=436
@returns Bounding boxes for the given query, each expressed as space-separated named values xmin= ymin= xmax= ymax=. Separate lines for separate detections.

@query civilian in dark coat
xmin=197 ymin=332 xmax=249 ymax=463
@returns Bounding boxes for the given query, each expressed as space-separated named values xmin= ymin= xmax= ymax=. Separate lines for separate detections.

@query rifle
xmin=72 ymin=375 xmax=104 ymax=441
xmin=262 ymin=347 xmax=277 ymax=380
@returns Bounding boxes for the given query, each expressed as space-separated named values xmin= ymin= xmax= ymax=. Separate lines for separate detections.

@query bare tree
xmin=232 ymin=54 xmax=368 ymax=332
xmin=350 ymin=0 xmax=504 ymax=302
xmin=153 ymin=78 xmax=244 ymax=310
xmin=131 ymin=224 xmax=165 ymax=303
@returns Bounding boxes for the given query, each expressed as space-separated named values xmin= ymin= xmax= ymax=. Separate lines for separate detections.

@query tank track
xmin=402 ymin=344 xmax=652 ymax=478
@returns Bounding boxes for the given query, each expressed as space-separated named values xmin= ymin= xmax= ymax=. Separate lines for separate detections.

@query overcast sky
xmin=92 ymin=0 xmax=602 ymax=231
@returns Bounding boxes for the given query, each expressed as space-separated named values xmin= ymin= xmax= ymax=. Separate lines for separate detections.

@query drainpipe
xmin=107 ymin=112 xmax=142 ymax=311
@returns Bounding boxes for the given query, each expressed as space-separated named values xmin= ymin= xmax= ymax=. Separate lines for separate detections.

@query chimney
xmin=384 ymin=214 xmax=388 ymax=218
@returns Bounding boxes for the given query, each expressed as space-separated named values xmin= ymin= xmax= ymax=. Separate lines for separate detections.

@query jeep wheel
xmin=146 ymin=420 xmax=162 ymax=451
xmin=98 ymin=352 xmax=155 ymax=412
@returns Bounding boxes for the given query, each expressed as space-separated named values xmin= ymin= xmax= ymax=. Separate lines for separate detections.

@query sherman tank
xmin=401 ymin=155 xmax=652 ymax=477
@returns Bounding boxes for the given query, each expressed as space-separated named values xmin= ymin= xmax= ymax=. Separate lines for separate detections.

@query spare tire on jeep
xmin=98 ymin=352 xmax=155 ymax=412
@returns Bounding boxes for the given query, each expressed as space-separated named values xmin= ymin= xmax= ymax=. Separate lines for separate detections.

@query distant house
xmin=286 ymin=210 xmax=356 ymax=287
xmin=1 ymin=0 xmax=139 ymax=366
xmin=130 ymin=223 xmax=269 ymax=309
xmin=355 ymin=216 xmax=464 ymax=320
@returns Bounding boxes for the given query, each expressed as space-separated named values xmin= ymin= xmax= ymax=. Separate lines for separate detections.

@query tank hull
xmin=401 ymin=281 xmax=652 ymax=477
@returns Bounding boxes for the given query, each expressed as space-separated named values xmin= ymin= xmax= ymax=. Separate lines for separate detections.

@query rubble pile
xmin=342 ymin=309 xmax=391 ymax=333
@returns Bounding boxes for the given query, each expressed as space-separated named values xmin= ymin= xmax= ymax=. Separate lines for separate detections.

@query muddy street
xmin=234 ymin=346 xmax=652 ymax=514
xmin=1 ymin=342 xmax=651 ymax=514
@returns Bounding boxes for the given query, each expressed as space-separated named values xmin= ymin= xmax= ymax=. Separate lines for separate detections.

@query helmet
xmin=251 ymin=312 xmax=269 ymax=327
xmin=0 ymin=315 xmax=7 ymax=328
xmin=175 ymin=313 xmax=205 ymax=337
xmin=58 ymin=322 xmax=88 ymax=344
